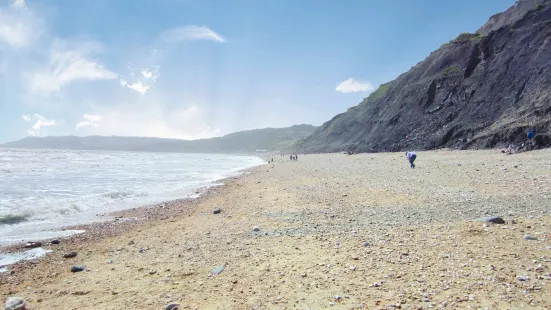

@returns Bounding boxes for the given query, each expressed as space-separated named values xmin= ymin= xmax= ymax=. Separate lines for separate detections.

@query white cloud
xmin=76 ymin=114 xmax=101 ymax=130
xmin=161 ymin=25 xmax=226 ymax=43
xmin=335 ymin=78 xmax=375 ymax=93
xmin=119 ymin=65 xmax=159 ymax=95
xmin=27 ymin=48 xmax=118 ymax=94
xmin=23 ymin=113 xmax=57 ymax=136
xmin=141 ymin=66 xmax=160 ymax=81
xmin=0 ymin=1 xmax=42 ymax=49
xmin=120 ymin=79 xmax=149 ymax=95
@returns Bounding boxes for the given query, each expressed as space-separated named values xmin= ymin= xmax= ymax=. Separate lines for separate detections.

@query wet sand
xmin=1 ymin=149 xmax=551 ymax=309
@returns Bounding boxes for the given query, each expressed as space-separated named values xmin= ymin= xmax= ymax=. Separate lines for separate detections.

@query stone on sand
xmin=63 ymin=251 xmax=78 ymax=258
xmin=4 ymin=297 xmax=26 ymax=310
xmin=482 ymin=216 xmax=505 ymax=224
xmin=210 ymin=266 xmax=224 ymax=275
xmin=165 ymin=304 xmax=179 ymax=310
xmin=24 ymin=242 xmax=42 ymax=249
xmin=71 ymin=265 xmax=85 ymax=273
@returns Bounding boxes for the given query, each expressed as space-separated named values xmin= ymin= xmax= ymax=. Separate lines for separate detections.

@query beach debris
xmin=481 ymin=216 xmax=505 ymax=224
xmin=63 ymin=251 xmax=78 ymax=259
xmin=149 ymin=270 xmax=157 ymax=275
xmin=71 ymin=265 xmax=85 ymax=273
xmin=524 ymin=234 xmax=538 ymax=241
xmin=50 ymin=239 xmax=60 ymax=245
xmin=213 ymin=208 xmax=221 ymax=214
xmin=4 ymin=297 xmax=26 ymax=310
xmin=24 ymin=242 xmax=42 ymax=249
xmin=210 ymin=266 xmax=224 ymax=275
xmin=165 ymin=304 xmax=180 ymax=310
xmin=252 ymin=226 xmax=260 ymax=232
xmin=517 ymin=275 xmax=529 ymax=281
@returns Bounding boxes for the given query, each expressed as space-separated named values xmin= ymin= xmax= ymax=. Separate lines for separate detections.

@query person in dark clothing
xmin=406 ymin=151 xmax=417 ymax=169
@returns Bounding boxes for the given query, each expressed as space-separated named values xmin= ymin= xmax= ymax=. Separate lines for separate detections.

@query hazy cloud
xmin=161 ymin=25 xmax=226 ymax=43
xmin=76 ymin=114 xmax=101 ymax=130
xmin=11 ymin=0 xmax=27 ymax=10
xmin=27 ymin=47 xmax=118 ymax=94
xmin=24 ymin=113 xmax=57 ymax=136
xmin=335 ymin=78 xmax=374 ymax=93
xmin=0 ymin=0 xmax=42 ymax=49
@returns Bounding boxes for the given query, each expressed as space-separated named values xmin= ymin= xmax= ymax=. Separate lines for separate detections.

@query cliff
xmin=296 ymin=0 xmax=551 ymax=153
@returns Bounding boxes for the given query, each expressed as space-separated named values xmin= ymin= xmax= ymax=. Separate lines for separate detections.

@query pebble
xmin=363 ymin=242 xmax=370 ymax=247
xmin=252 ymin=226 xmax=260 ymax=232
xmin=4 ymin=297 xmax=26 ymax=310
xmin=213 ymin=208 xmax=221 ymax=214
xmin=210 ymin=266 xmax=224 ymax=275
xmin=524 ymin=234 xmax=538 ymax=241
xmin=24 ymin=242 xmax=42 ymax=249
xmin=166 ymin=304 xmax=180 ymax=310
xmin=50 ymin=239 xmax=60 ymax=245
xmin=517 ymin=275 xmax=529 ymax=281
xmin=71 ymin=265 xmax=86 ymax=273
xmin=63 ymin=251 xmax=78 ymax=258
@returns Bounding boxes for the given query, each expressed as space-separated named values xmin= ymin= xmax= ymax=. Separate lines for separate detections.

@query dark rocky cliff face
xmin=296 ymin=0 xmax=551 ymax=153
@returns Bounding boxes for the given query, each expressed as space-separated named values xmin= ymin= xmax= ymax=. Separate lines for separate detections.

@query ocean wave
xmin=102 ymin=191 xmax=148 ymax=199
xmin=0 ymin=213 xmax=31 ymax=226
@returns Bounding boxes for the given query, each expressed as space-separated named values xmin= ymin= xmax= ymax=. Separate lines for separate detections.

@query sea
xmin=0 ymin=148 xmax=265 ymax=246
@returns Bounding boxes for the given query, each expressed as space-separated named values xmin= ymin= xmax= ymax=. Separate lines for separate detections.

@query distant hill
xmin=1 ymin=124 xmax=316 ymax=153
xmin=295 ymin=0 xmax=551 ymax=154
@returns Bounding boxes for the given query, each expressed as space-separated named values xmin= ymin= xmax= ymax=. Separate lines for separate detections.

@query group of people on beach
xmin=290 ymin=154 xmax=298 ymax=161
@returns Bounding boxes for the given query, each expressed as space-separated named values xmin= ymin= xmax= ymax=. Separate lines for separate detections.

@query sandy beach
xmin=2 ymin=149 xmax=551 ymax=309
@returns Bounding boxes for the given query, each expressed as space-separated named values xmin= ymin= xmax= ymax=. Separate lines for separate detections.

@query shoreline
xmin=0 ymin=165 xmax=261 ymax=260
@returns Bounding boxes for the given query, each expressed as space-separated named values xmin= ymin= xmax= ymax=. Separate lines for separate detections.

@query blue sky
xmin=0 ymin=0 xmax=515 ymax=142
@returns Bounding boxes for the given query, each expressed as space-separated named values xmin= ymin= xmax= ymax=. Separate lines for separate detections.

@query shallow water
xmin=0 ymin=247 xmax=53 ymax=271
xmin=0 ymin=149 xmax=264 ymax=245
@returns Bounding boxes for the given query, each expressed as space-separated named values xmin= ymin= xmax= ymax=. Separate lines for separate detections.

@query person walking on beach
xmin=406 ymin=151 xmax=417 ymax=169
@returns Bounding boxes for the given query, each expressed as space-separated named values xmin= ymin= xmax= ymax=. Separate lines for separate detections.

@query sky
xmin=0 ymin=0 xmax=515 ymax=142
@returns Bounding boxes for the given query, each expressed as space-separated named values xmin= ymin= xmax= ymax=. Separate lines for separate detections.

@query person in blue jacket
xmin=406 ymin=151 xmax=417 ymax=169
